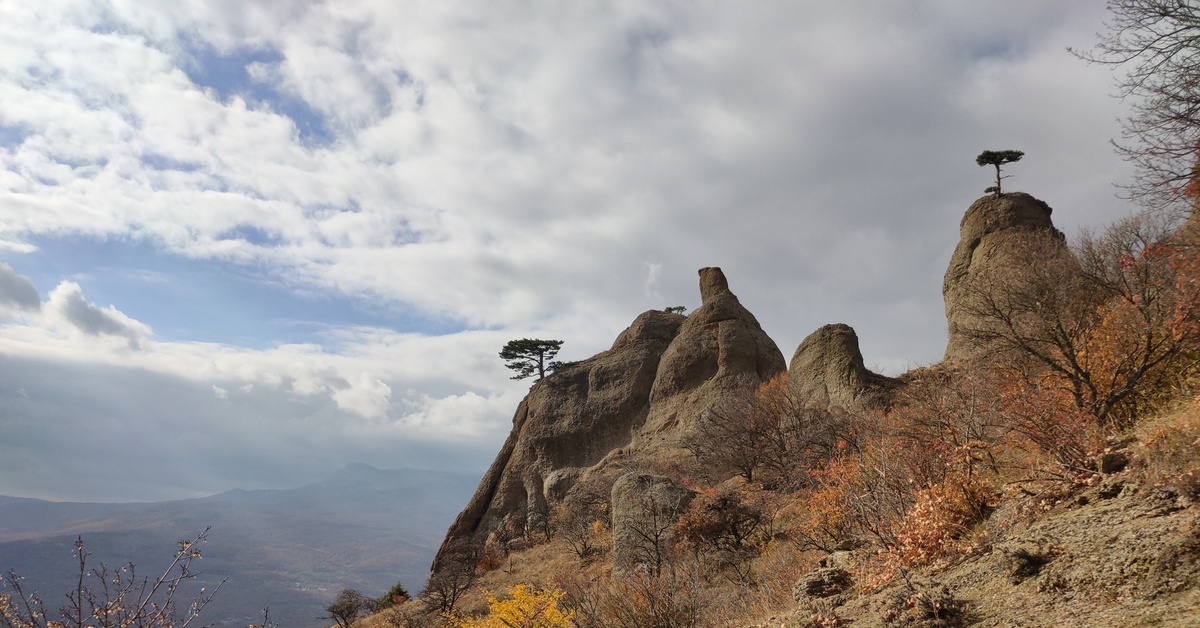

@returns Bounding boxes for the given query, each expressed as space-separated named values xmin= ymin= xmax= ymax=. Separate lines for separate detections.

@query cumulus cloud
xmin=332 ymin=372 xmax=392 ymax=419
xmin=0 ymin=263 xmax=40 ymax=312
xmin=45 ymin=281 xmax=151 ymax=348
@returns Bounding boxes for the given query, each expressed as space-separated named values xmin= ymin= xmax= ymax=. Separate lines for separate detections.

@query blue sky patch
xmin=142 ymin=152 xmax=203 ymax=172
xmin=0 ymin=123 xmax=30 ymax=150
xmin=2 ymin=235 xmax=466 ymax=348
xmin=179 ymin=39 xmax=334 ymax=146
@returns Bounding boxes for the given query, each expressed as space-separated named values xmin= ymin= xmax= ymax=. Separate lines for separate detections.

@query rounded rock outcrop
xmin=943 ymin=192 xmax=1066 ymax=361
xmin=610 ymin=473 xmax=695 ymax=577
xmin=788 ymin=323 xmax=897 ymax=410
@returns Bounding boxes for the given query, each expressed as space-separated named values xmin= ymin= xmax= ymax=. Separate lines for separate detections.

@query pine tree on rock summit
xmin=500 ymin=338 xmax=564 ymax=380
xmin=976 ymin=150 xmax=1024 ymax=196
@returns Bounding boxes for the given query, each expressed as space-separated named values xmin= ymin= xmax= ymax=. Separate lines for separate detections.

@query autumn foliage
xmin=412 ymin=209 xmax=1200 ymax=628
xmin=449 ymin=585 xmax=573 ymax=628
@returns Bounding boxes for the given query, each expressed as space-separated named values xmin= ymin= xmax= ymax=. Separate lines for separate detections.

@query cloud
xmin=0 ymin=1 xmax=1145 ymax=500
xmin=45 ymin=281 xmax=151 ymax=348
xmin=332 ymin=372 xmax=392 ymax=419
xmin=0 ymin=263 xmax=40 ymax=312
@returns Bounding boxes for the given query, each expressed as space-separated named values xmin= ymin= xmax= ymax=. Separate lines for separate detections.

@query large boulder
xmin=610 ymin=473 xmax=695 ymax=577
xmin=943 ymin=192 xmax=1066 ymax=361
xmin=789 ymin=323 xmax=898 ymax=410
xmin=432 ymin=267 xmax=785 ymax=573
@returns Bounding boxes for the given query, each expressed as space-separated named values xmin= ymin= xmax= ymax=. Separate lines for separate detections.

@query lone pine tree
xmin=499 ymin=338 xmax=564 ymax=380
xmin=976 ymin=150 xmax=1024 ymax=196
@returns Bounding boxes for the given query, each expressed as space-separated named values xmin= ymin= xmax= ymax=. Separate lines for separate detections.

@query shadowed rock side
xmin=788 ymin=323 xmax=899 ymax=410
xmin=943 ymin=192 xmax=1065 ymax=361
xmin=432 ymin=309 xmax=684 ymax=571
xmin=432 ymin=267 xmax=785 ymax=573
xmin=610 ymin=473 xmax=695 ymax=577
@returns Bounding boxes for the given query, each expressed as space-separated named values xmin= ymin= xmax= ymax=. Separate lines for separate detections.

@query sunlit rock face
xmin=788 ymin=323 xmax=898 ymax=411
xmin=432 ymin=267 xmax=785 ymax=573
xmin=942 ymin=192 xmax=1065 ymax=361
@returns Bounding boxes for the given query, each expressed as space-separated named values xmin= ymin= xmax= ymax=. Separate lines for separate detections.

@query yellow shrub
xmin=450 ymin=584 xmax=574 ymax=628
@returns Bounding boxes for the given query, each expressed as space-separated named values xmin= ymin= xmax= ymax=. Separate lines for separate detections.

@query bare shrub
xmin=688 ymin=374 xmax=850 ymax=491
xmin=324 ymin=588 xmax=374 ymax=628
xmin=964 ymin=215 xmax=1200 ymax=430
xmin=421 ymin=539 xmax=483 ymax=614
xmin=673 ymin=477 xmax=773 ymax=584
xmin=0 ymin=529 xmax=228 ymax=628
xmin=882 ymin=578 xmax=969 ymax=628
xmin=888 ymin=365 xmax=1010 ymax=476
xmin=552 ymin=480 xmax=612 ymax=561
xmin=556 ymin=568 xmax=706 ymax=628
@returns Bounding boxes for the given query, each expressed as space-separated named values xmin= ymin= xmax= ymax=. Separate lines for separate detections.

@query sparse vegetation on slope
xmin=361 ymin=206 xmax=1199 ymax=628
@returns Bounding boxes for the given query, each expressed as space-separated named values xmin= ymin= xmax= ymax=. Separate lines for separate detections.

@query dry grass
xmin=1137 ymin=395 xmax=1200 ymax=500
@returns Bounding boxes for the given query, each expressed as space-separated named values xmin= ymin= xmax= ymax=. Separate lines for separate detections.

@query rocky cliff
xmin=942 ymin=192 xmax=1066 ymax=361
xmin=432 ymin=267 xmax=785 ymax=569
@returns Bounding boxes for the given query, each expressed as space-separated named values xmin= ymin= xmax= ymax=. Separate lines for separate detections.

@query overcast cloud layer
xmin=0 ymin=1 xmax=1139 ymax=501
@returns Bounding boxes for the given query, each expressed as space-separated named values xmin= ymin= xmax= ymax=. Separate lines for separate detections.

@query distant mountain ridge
xmin=0 ymin=464 xmax=478 ymax=628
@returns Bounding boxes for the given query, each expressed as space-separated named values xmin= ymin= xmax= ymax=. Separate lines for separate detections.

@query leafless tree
xmin=419 ymin=538 xmax=482 ymax=614
xmin=962 ymin=215 xmax=1200 ymax=427
xmin=323 ymin=588 xmax=373 ymax=628
xmin=687 ymin=375 xmax=849 ymax=490
xmin=1073 ymin=1 xmax=1200 ymax=212
xmin=625 ymin=489 xmax=685 ymax=578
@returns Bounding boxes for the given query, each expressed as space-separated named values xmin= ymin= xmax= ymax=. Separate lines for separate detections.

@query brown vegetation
xmin=362 ymin=208 xmax=1200 ymax=628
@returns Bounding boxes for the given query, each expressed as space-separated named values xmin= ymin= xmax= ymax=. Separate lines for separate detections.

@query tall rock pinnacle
xmin=942 ymin=192 xmax=1066 ymax=361
xmin=431 ymin=267 xmax=784 ymax=574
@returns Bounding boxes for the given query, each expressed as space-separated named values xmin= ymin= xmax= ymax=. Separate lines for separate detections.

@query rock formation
xmin=942 ymin=192 xmax=1066 ymax=361
xmin=643 ymin=267 xmax=787 ymax=438
xmin=610 ymin=473 xmax=695 ymax=577
xmin=432 ymin=267 xmax=785 ymax=572
xmin=788 ymin=323 xmax=898 ymax=410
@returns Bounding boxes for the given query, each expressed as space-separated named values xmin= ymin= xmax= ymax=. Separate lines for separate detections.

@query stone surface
xmin=793 ymin=565 xmax=854 ymax=600
xmin=788 ymin=323 xmax=898 ymax=410
xmin=943 ymin=192 xmax=1066 ymax=361
xmin=432 ymin=267 xmax=785 ymax=574
xmin=610 ymin=473 xmax=695 ymax=577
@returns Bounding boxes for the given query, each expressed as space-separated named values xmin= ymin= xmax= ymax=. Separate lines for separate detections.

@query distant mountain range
xmin=0 ymin=464 xmax=478 ymax=627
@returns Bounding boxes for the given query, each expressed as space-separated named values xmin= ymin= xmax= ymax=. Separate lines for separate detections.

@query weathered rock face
xmin=644 ymin=267 xmax=787 ymax=437
xmin=432 ymin=267 xmax=785 ymax=572
xmin=434 ymin=309 xmax=683 ymax=560
xmin=789 ymin=323 xmax=898 ymax=410
xmin=943 ymin=192 xmax=1065 ymax=361
xmin=610 ymin=473 xmax=695 ymax=577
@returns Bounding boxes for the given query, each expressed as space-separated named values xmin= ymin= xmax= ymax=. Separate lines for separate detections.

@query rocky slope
xmin=786 ymin=459 xmax=1200 ymax=627
xmin=422 ymin=192 xmax=1200 ymax=627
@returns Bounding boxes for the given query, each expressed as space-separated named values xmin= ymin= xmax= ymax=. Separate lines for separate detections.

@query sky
xmin=0 ymin=1 xmax=1142 ymax=502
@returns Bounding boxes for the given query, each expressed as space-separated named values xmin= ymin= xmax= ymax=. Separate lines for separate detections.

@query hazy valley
xmin=0 ymin=464 xmax=477 ymax=627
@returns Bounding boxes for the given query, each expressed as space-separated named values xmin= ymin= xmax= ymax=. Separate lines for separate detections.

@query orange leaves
xmin=784 ymin=452 xmax=861 ymax=553
xmin=888 ymin=470 xmax=996 ymax=569
xmin=996 ymin=373 xmax=1101 ymax=474
xmin=674 ymin=477 xmax=771 ymax=556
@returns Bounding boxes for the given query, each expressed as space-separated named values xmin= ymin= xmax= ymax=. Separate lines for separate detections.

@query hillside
xmin=0 ymin=464 xmax=477 ymax=627
xmin=361 ymin=192 xmax=1200 ymax=628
